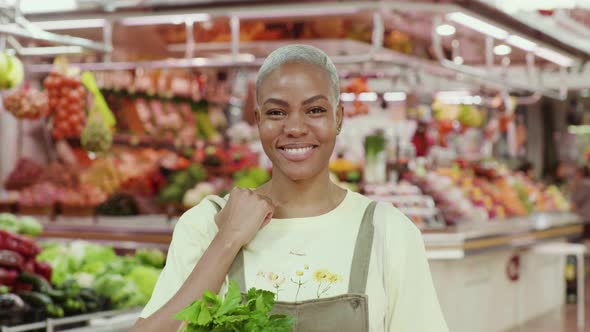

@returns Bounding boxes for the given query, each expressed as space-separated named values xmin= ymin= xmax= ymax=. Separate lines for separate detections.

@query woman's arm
xmin=131 ymin=232 xmax=241 ymax=332
xmin=131 ymin=188 xmax=274 ymax=332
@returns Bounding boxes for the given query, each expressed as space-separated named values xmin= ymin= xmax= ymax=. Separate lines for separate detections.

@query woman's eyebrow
xmin=302 ymin=95 xmax=329 ymax=105
xmin=263 ymin=98 xmax=289 ymax=107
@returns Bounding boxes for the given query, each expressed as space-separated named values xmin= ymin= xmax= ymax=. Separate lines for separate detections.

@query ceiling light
xmin=494 ymin=44 xmax=512 ymax=56
xmin=446 ymin=12 xmax=508 ymax=39
xmin=358 ymin=92 xmax=378 ymax=102
xmin=120 ymin=14 xmax=210 ymax=26
xmin=233 ymin=8 xmax=358 ymax=19
xmin=534 ymin=47 xmax=575 ymax=67
xmin=29 ymin=19 xmax=105 ymax=30
xmin=383 ymin=92 xmax=407 ymax=102
xmin=340 ymin=93 xmax=356 ymax=102
xmin=505 ymin=35 xmax=537 ymax=52
xmin=436 ymin=24 xmax=456 ymax=36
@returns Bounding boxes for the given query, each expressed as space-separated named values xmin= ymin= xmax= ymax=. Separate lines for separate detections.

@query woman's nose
xmin=284 ymin=113 xmax=308 ymax=137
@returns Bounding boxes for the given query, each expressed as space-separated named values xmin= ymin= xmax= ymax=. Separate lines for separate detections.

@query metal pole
xmin=371 ymin=11 xmax=383 ymax=53
xmin=103 ymin=19 xmax=113 ymax=63
xmin=230 ymin=15 xmax=240 ymax=61
xmin=185 ymin=18 xmax=195 ymax=59
xmin=485 ymin=36 xmax=494 ymax=68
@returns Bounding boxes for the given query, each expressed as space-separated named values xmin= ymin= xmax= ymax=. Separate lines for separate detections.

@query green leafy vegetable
xmin=135 ymin=249 xmax=165 ymax=268
xmin=175 ymin=280 xmax=294 ymax=332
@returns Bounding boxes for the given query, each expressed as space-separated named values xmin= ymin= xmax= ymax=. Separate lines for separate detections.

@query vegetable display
xmin=37 ymin=241 xmax=162 ymax=309
xmin=43 ymin=71 xmax=87 ymax=139
xmin=0 ymin=53 xmax=24 ymax=90
xmin=0 ymin=214 xmax=43 ymax=237
xmin=175 ymin=280 xmax=295 ymax=332
xmin=2 ymin=88 xmax=49 ymax=120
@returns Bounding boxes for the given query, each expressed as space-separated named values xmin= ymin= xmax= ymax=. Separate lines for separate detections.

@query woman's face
xmin=256 ymin=62 xmax=343 ymax=181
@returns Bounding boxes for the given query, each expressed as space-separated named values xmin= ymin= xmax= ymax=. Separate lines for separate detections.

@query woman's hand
xmin=215 ymin=187 xmax=275 ymax=247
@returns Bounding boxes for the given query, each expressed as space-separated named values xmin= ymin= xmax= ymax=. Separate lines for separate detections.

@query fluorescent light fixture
xmin=534 ymin=47 xmax=575 ymax=67
xmin=447 ymin=12 xmax=508 ymax=39
xmin=493 ymin=44 xmax=512 ymax=56
xmin=436 ymin=91 xmax=481 ymax=105
xmin=340 ymin=93 xmax=356 ymax=102
xmin=436 ymin=24 xmax=456 ymax=36
xmin=234 ymin=7 xmax=357 ymax=19
xmin=358 ymin=92 xmax=378 ymax=102
xmin=436 ymin=91 xmax=470 ymax=98
xmin=30 ymin=19 xmax=106 ymax=30
xmin=120 ymin=14 xmax=210 ymax=26
xmin=453 ymin=56 xmax=464 ymax=64
xmin=505 ymin=35 xmax=537 ymax=52
xmin=384 ymin=92 xmax=407 ymax=102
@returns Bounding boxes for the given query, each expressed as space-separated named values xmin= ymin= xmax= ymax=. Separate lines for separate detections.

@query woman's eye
xmin=308 ymin=107 xmax=326 ymax=115
xmin=266 ymin=110 xmax=285 ymax=117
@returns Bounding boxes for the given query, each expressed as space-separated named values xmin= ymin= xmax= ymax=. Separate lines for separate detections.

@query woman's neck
xmin=257 ymin=169 xmax=346 ymax=219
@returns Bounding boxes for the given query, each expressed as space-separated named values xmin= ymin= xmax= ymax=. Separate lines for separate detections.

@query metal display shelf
xmin=1 ymin=309 xmax=140 ymax=332
xmin=423 ymin=212 xmax=585 ymax=260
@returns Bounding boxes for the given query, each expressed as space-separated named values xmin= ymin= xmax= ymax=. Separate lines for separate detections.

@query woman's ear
xmin=255 ymin=108 xmax=261 ymax=124
xmin=336 ymin=102 xmax=344 ymax=131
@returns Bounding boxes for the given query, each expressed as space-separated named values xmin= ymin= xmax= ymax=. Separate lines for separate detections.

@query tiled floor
xmin=507 ymin=272 xmax=589 ymax=332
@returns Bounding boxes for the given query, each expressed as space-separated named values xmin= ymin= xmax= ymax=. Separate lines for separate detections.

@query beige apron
xmin=218 ymin=199 xmax=378 ymax=332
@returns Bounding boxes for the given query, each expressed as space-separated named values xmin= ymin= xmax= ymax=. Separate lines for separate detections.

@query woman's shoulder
xmin=173 ymin=195 xmax=224 ymax=238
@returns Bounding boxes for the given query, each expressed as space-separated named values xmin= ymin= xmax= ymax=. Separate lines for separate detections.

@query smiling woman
xmin=131 ymin=45 xmax=449 ymax=332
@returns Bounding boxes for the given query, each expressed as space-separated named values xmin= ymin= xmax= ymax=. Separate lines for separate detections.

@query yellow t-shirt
xmin=141 ymin=190 xmax=448 ymax=332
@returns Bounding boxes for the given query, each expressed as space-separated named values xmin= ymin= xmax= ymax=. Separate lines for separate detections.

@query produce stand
xmin=0 ymin=1 xmax=589 ymax=332
xmin=0 ymin=309 xmax=140 ymax=332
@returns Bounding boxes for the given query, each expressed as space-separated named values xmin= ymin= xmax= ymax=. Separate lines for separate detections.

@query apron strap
xmin=348 ymin=201 xmax=377 ymax=294
xmin=209 ymin=198 xmax=248 ymax=292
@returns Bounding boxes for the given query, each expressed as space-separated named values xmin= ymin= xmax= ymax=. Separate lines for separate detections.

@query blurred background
xmin=0 ymin=0 xmax=589 ymax=331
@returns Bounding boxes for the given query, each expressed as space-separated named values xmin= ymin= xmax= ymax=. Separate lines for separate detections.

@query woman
xmin=132 ymin=45 xmax=448 ymax=331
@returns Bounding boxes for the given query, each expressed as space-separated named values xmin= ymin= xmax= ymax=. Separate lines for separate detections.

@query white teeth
xmin=284 ymin=147 xmax=313 ymax=155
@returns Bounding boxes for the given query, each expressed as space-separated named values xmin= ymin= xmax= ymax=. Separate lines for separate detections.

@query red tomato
xmin=68 ymin=90 xmax=80 ymax=102
xmin=43 ymin=77 xmax=53 ymax=89
xmin=60 ymin=87 xmax=70 ymax=96
xmin=58 ymin=98 xmax=69 ymax=109
xmin=52 ymin=130 xmax=63 ymax=140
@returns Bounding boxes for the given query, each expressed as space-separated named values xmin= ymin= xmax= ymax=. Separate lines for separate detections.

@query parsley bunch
xmin=175 ymin=280 xmax=295 ymax=332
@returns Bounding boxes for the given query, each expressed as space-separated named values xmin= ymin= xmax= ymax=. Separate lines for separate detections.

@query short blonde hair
xmin=256 ymin=44 xmax=340 ymax=106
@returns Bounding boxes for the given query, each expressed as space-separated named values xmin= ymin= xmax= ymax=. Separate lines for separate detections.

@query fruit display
xmin=0 ymin=53 xmax=24 ymax=90
xmin=2 ymin=88 xmax=49 ymax=119
xmin=183 ymin=182 xmax=216 ymax=208
xmin=43 ymin=71 xmax=87 ymax=139
xmin=95 ymin=192 xmax=139 ymax=216
xmin=59 ymin=185 xmax=108 ymax=207
xmin=0 ymin=229 xmax=77 ymax=326
xmin=4 ymin=158 xmax=44 ymax=191
xmin=233 ymin=167 xmax=271 ymax=189
xmin=37 ymin=241 xmax=162 ymax=310
xmin=81 ymin=114 xmax=113 ymax=154
xmin=18 ymin=182 xmax=62 ymax=208
xmin=80 ymin=159 xmax=123 ymax=194
xmin=411 ymin=162 xmax=572 ymax=224
xmin=38 ymin=162 xmax=80 ymax=188
xmin=158 ymin=164 xmax=208 ymax=204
